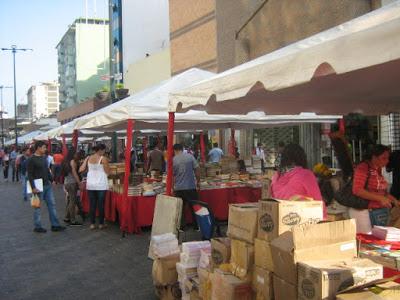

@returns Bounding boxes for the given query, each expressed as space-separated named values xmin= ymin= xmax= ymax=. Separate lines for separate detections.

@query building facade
xmin=120 ymin=0 xmax=170 ymax=94
xmin=17 ymin=104 xmax=30 ymax=120
xmin=27 ymin=82 xmax=59 ymax=120
xmin=57 ymin=18 xmax=110 ymax=110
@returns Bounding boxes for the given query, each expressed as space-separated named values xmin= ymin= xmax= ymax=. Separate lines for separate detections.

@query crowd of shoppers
xmin=1 ymin=136 xmax=399 ymax=237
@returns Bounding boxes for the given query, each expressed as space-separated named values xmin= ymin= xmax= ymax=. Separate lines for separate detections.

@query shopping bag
xmin=31 ymin=194 xmax=41 ymax=208
xmin=369 ymin=208 xmax=390 ymax=226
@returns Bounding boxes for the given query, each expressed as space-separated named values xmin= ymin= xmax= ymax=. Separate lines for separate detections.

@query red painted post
xmin=61 ymin=134 xmax=68 ymax=157
xmin=200 ymin=131 xmax=206 ymax=163
xmin=339 ymin=118 xmax=345 ymax=134
xmin=166 ymin=112 xmax=175 ymax=196
xmin=123 ymin=119 xmax=134 ymax=202
xmin=72 ymin=129 xmax=79 ymax=151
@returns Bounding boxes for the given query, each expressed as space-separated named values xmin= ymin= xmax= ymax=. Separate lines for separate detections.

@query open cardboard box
xmin=336 ymin=275 xmax=400 ymax=299
xmin=271 ymin=219 xmax=357 ymax=285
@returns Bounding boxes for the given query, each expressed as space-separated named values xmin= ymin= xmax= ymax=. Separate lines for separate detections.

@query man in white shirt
xmin=256 ymin=143 xmax=266 ymax=171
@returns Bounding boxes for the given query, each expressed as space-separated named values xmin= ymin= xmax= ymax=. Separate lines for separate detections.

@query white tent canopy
xmin=74 ymin=68 xmax=341 ymax=132
xmin=168 ymin=2 xmax=400 ymax=115
xmin=4 ymin=130 xmax=43 ymax=146
xmin=34 ymin=118 xmax=108 ymax=140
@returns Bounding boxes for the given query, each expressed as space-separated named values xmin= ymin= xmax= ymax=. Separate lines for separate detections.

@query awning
xmin=74 ymin=68 xmax=341 ymax=132
xmin=168 ymin=2 xmax=400 ymax=115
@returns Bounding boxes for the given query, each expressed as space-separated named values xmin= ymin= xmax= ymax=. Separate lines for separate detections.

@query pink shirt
xmin=271 ymin=166 xmax=327 ymax=219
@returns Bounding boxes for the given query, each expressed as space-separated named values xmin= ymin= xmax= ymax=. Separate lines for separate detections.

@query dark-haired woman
xmin=62 ymin=149 xmax=83 ymax=226
xmin=350 ymin=144 xmax=397 ymax=233
xmin=270 ymin=144 xmax=326 ymax=218
xmin=79 ymin=144 xmax=110 ymax=230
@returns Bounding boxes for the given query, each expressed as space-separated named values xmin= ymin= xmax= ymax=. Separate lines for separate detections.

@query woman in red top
xmin=350 ymin=144 xmax=398 ymax=233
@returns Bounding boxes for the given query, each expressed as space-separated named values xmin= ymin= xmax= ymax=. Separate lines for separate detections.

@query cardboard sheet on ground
xmin=148 ymin=194 xmax=183 ymax=259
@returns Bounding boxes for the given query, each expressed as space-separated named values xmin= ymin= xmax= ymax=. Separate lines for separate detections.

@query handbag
xmin=31 ymin=194 xmax=41 ymax=208
xmin=335 ymin=164 xmax=370 ymax=209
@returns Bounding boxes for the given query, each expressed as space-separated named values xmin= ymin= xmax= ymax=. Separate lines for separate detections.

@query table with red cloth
xmin=80 ymin=184 xmax=261 ymax=234
xmin=357 ymin=233 xmax=400 ymax=283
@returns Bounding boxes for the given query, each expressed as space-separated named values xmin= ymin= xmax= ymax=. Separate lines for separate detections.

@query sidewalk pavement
xmin=0 ymin=177 xmax=156 ymax=300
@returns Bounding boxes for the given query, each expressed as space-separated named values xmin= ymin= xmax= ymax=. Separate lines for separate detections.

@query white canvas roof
xmin=73 ymin=68 xmax=340 ymax=132
xmin=4 ymin=130 xmax=43 ymax=145
xmin=168 ymin=2 xmax=400 ymax=115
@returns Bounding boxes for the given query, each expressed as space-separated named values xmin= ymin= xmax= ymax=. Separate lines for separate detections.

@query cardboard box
xmin=254 ymin=238 xmax=274 ymax=272
xmin=211 ymin=238 xmax=231 ymax=269
xmin=273 ymin=275 xmax=297 ymax=300
xmin=227 ymin=203 xmax=259 ymax=244
xmin=270 ymin=219 xmax=357 ymax=285
xmin=258 ymin=199 xmax=323 ymax=241
xmin=154 ymin=283 xmax=182 ymax=300
xmin=230 ymin=239 xmax=254 ymax=280
xmin=211 ymin=269 xmax=253 ymax=300
xmin=197 ymin=268 xmax=212 ymax=300
xmin=252 ymin=266 xmax=273 ymax=300
xmin=337 ymin=280 xmax=400 ymax=300
xmin=298 ymin=258 xmax=383 ymax=300
xmin=336 ymin=291 xmax=381 ymax=300
xmin=152 ymin=254 xmax=180 ymax=285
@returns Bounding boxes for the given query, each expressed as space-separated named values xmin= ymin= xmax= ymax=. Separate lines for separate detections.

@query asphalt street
xmin=0 ymin=169 xmax=156 ymax=300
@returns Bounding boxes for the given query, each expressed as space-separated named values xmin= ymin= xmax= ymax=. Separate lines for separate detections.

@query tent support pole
xmin=166 ymin=112 xmax=175 ymax=196
xmin=72 ymin=129 xmax=79 ymax=151
xmin=339 ymin=118 xmax=345 ymax=134
xmin=200 ymin=131 xmax=206 ymax=163
xmin=230 ymin=128 xmax=236 ymax=156
xmin=48 ymin=138 xmax=52 ymax=153
xmin=62 ymin=134 xmax=68 ymax=157
xmin=123 ymin=119 xmax=134 ymax=203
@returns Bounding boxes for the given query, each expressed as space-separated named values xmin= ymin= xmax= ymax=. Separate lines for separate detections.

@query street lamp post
xmin=1 ymin=45 xmax=33 ymax=146
xmin=0 ymin=85 xmax=13 ymax=147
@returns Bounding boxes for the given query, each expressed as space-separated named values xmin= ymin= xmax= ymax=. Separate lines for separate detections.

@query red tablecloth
xmin=357 ymin=234 xmax=400 ymax=250
xmin=357 ymin=234 xmax=400 ymax=283
xmin=81 ymin=186 xmax=261 ymax=234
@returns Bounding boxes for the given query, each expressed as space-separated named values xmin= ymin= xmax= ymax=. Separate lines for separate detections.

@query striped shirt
xmin=352 ymin=162 xmax=388 ymax=209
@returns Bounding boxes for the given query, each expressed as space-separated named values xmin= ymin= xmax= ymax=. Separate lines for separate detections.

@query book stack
xmin=178 ymin=241 xmax=211 ymax=299
xmin=128 ymin=185 xmax=142 ymax=196
xmin=372 ymin=226 xmax=400 ymax=242
xmin=151 ymin=233 xmax=180 ymax=258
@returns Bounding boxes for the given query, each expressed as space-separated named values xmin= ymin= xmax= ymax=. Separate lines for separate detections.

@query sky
xmin=0 ymin=0 xmax=108 ymax=117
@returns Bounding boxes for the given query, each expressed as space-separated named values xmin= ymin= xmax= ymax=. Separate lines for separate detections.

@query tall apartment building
xmin=57 ymin=18 xmax=110 ymax=110
xmin=27 ymin=82 xmax=59 ymax=120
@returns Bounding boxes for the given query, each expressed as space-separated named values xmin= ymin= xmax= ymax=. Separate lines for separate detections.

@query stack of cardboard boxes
xmin=151 ymin=198 xmax=384 ymax=300
xmin=209 ymin=200 xmax=382 ymax=300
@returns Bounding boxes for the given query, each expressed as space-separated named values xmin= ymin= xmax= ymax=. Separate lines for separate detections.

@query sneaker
xmin=98 ymin=224 xmax=107 ymax=230
xmin=90 ymin=224 xmax=96 ymax=230
xmin=69 ymin=221 xmax=83 ymax=226
xmin=63 ymin=219 xmax=71 ymax=224
xmin=33 ymin=227 xmax=47 ymax=233
xmin=51 ymin=226 xmax=66 ymax=232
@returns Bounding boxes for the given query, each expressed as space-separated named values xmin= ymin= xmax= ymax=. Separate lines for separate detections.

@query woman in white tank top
xmin=80 ymin=144 xmax=110 ymax=230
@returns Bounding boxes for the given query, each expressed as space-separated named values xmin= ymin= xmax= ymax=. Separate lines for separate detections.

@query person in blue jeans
xmin=27 ymin=141 xmax=66 ymax=233
xmin=19 ymin=147 xmax=31 ymax=201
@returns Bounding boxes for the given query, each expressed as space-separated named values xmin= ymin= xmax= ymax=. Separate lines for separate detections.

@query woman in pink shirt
xmin=271 ymin=144 xmax=326 ymax=218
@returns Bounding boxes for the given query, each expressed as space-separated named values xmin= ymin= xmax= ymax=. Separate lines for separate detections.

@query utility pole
xmin=1 ymin=45 xmax=33 ymax=146
xmin=0 ymin=85 xmax=13 ymax=147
